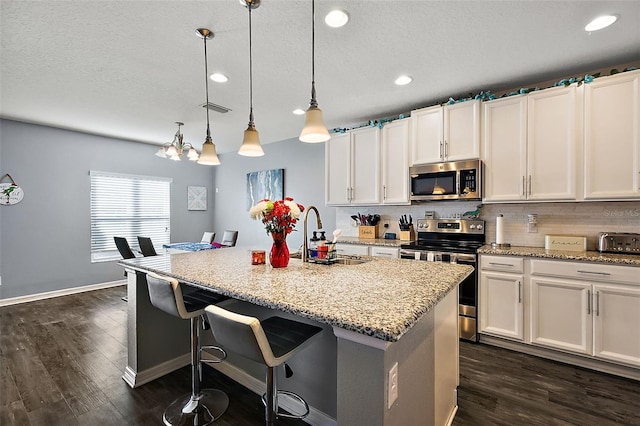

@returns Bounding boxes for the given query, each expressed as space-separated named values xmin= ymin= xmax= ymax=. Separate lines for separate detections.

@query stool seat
xmin=205 ymin=305 xmax=322 ymax=424
xmin=146 ymin=272 xmax=230 ymax=426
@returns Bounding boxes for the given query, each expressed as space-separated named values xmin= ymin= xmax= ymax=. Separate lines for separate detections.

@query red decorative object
xmin=270 ymin=232 xmax=289 ymax=268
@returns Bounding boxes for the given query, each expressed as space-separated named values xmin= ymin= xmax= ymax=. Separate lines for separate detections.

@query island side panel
xmin=434 ymin=287 xmax=460 ymax=425
xmin=123 ymin=270 xmax=190 ymax=387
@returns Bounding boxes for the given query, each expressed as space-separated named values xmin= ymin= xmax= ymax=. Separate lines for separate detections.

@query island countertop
xmin=119 ymin=248 xmax=473 ymax=342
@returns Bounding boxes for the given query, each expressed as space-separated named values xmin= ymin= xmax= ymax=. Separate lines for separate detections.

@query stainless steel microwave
xmin=410 ymin=159 xmax=482 ymax=201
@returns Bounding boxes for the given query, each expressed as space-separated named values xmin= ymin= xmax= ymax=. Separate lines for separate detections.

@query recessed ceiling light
xmin=325 ymin=10 xmax=349 ymax=28
xmin=293 ymin=108 xmax=306 ymax=115
xmin=395 ymin=75 xmax=413 ymax=86
xmin=210 ymin=73 xmax=228 ymax=83
xmin=585 ymin=14 xmax=618 ymax=32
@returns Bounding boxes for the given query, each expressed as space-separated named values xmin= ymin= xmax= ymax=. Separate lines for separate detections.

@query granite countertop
xmin=337 ymin=236 xmax=409 ymax=247
xmin=478 ymin=245 xmax=640 ymax=266
xmin=119 ymin=248 xmax=473 ymax=342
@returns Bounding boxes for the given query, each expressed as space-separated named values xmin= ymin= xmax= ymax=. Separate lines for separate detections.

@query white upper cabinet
xmin=482 ymin=85 xmax=578 ymax=202
xmin=584 ymin=70 xmax=640 ymax=199
xmin=381 ymin=118 xmax=410 ymax=204
xmin=411 ymin=100 xmax=480 ymax=165
xmin=326 ymin=127 xmax=380 ymax=206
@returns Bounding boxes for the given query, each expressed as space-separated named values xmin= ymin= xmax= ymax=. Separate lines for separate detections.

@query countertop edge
xmin=478 ymin=245 xmax=640 ymax=266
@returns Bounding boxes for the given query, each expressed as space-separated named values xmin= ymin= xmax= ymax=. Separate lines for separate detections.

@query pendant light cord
xmin=203 ymin=33 xmax=211 ymax=138
xmin=249 ymin=5 xmax=254 ymax=123
xmin=310 ymin=0 xmax=317 ymax=106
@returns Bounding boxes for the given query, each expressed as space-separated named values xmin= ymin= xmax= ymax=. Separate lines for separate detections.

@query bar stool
xmin=146 ymin=272 xmax=229 ymax=426
xmin=204 ymin=305 xmax=322 ymax=425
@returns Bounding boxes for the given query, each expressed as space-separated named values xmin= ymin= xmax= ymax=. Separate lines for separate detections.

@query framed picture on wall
xmin=188 ymin=186 xmax=207 ymax=211
xmin=246 ymin=169 xmax=284 ymax=210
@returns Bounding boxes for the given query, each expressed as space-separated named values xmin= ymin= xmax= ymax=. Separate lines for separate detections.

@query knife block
xmin=399 ymin=226 xmax=415 ymax=241
xmin=358 ymin=226 xmax=378 ymax=239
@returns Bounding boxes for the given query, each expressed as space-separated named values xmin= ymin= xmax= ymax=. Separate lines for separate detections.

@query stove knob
xmin=476 ymin=224 xmax=483 ymax=230
xmin=469 ymin=224 xmax=476 ymax=230
xmin=423 ymin=223 xmax=429 ymax=229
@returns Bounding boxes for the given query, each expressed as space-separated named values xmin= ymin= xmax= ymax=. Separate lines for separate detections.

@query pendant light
xmin=238 ymin=0 xmax=265 ymax=157
xmin=195 ymin=28 xmax=221 ymax=166
xmin=299 ymin=0 xmax=331 ymax=143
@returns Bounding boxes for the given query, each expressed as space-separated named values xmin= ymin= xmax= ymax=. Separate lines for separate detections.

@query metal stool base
xmin=261 ymin=390 xmax=310 ymax=420
xmin=163 ymin=389 xmax=229 ymax=426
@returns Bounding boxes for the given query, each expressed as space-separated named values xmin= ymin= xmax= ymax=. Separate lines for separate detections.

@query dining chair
xmin=114 ymin=237 xmax=136 ymax=259
xmin=137 ymin=236 xmax=158 ymax=256
xmin=201 ymin=232 xmax=216 ymax=244
xmin=220 ymin=230 xmax=238 ymax=247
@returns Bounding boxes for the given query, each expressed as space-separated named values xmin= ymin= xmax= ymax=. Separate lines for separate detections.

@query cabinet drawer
xmin=480 ymin=255 xmax=524 ymax=273
xmin=530 ymin=259 xmax=640 ymax=285
xmin=370 ymin=247 xmax=399 ymax=258
xmin=335 ymin=244 xmax=370 ymax=256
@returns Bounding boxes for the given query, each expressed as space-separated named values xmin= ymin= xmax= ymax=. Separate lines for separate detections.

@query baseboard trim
xmin=122 ymin=353 xmax=191 ymax=388
xmin=208 ymin=353 xmax=337 ymax=426
xmin=479 ymin=334 xmax=640 ymax=381
xmin=0 ymin=280 xmax=126 ymax=307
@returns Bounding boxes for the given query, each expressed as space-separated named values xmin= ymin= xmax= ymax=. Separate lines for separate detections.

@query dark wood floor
xmin=1 ymin=286 xmax=639 ymax=425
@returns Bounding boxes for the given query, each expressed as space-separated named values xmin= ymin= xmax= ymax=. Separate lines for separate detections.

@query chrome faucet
xmin=302 ymin=206 xmax=323 ymax=262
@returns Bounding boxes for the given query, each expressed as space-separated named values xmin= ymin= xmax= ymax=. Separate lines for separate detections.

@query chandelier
xmin=155 ymin=122 xmax=199 ymax=161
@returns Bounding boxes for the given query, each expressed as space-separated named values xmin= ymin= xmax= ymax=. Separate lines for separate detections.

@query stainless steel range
xmin=400 ymin=218 xmax=485 ymax=342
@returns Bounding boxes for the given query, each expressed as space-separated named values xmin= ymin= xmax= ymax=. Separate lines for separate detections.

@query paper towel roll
xmin=496 ymin=215 xmax=505 ymax=244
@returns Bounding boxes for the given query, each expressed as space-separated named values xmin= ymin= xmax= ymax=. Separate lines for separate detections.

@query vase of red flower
xmin=269 ymin=232 xmax=290 ymax=268
xmin=249 ymin=197 xmax=305 ymax=268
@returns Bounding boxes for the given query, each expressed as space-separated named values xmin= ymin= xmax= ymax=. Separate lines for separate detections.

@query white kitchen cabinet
xmin=482 ymin=85 xmax=578 ymax=202
xmin=411 ymin=100 xmax=480 ymax=165
xmin=370 ymin=246 xmax=399 ymax=258
xmin=326 ymin=127 xmax=380 ymax=205
xmin=335 ymin=243 xmax=370 ymax=256
xmin=479 ymin=256 xmax=525 ymax=341
xmin=584 ymin=70 xmax=640 ymax=199
xmin=381 ymin=118 xmax=410 ymax=204
xmin=529 ymin=259 xmax=640 ymax=367
xmin=529 ymin=277 xmax=592 ymax=355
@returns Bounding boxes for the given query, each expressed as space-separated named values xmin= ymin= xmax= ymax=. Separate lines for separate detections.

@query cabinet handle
xmin=587 ymin=290 xmax=591 ymax=315
xmin=577 ymin=270 xmax=611 ymax=276
xmin=346 ymin=187 xmax=350 ymax=201
xmin=522 ymin=176 xmax=526 ymax=196
xmin=596 ymin=291 xmax=600 ymax=316
xmin=376 ymin=252 xmax=393 ymax=257
xmin=444 ymin=140 xmax=448 ymax=159
xmin=439 ymin=141 xmax=443 ymax=159
xmin=518 ymin=281 xmax=522 ymax=303
xmin=383 ymin=185 xmax=387 ymax=200
xmin=528 ymin=175 xmax=532 ymax=196
xmin=489 ymin=262 xmax=515 ymax=268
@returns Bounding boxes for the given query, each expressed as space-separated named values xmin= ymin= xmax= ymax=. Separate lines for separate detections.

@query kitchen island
xmin=119 ymin=248 xmax=473 ymax=426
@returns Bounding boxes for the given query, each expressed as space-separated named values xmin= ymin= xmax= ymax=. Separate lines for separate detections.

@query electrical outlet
xmin=388 ymin=362 xmax=398 ymax=408
xmin=527 ymin=222 xmax=538 ymax=233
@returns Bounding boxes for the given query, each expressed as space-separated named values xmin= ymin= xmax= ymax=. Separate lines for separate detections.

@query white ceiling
xmin=1 ymin=1 xmax=639 ymax=155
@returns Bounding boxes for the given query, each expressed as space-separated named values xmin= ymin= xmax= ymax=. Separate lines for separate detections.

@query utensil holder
xmin=358 ymin=226 xmax=378 ymax=239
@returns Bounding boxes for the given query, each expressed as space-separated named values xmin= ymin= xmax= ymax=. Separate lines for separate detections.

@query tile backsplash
xmin=333 ymin=201 xmax=639 ymax=250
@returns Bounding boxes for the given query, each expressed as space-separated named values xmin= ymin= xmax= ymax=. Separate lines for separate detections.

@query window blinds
xmin=90 ymin=171 xmax=172 ymax=262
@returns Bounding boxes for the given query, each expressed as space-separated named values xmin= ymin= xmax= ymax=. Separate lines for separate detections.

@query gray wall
xmin=212 ymin=137 xmax=336 ymax=255
xmin=0 ymin=119 xmax=216 ymax=299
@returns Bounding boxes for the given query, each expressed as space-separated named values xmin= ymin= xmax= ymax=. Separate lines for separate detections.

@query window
xmin=90 ymin=171 xmax=172 ymax=262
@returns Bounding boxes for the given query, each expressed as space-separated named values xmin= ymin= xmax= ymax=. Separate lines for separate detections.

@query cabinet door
xmin=527 ymin=86 xmax=578 ymax=200
xmin=584 ymin=71 xmax=640 ymax=199
xmin=593 ymin=284 xmax=640 ymax=367
xmin=411 ymin=105 xmax=443 ymax=165
xmin=351 ymin=127 xmax=381 ymax=204
xmin=444 ymin=100 xmax=480 ymax=161
xmin=529 ymin=277 xmax=591 ymax=355
xmin=479 ymin=271 xmax=524 ymax=341
xmin=370 ymin=246 xmax=399 ymax=258
xmin=381 ymin=119 xmax=410 ymax=204
xmin=335 ymin=244 xmax=370 ymax=256
xmin=326 ymin=132 xmax=352 ymax=205
xmin=482 ymin=96 xmax=528 ymax=201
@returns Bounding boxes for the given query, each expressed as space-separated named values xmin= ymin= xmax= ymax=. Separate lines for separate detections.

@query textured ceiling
xmin=1 ymin=1 xmax=639 ymax=155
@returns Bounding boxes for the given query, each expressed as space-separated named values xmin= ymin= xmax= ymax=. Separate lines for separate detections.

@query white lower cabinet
xmin=335 ymin=243 xmax=370 ymax=256
xmin=481 ymin=255 xmax=640 ymax=370
xmin=479 ymin=256 xmax=525 ymax=341
xmin=370 ymin=246 xmax=399 ymax=258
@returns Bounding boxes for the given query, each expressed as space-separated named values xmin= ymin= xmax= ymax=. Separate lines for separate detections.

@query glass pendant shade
xmin=187 ymin=147 xmax=199 ymax=161
xmin=155 ymin=147 xmax=167 ymax=158
xmin=197 ymin=137 xmax=221 ymax=165
xmin=300 ymin=106 xmax=331 ymax=143
xmin=166 ymin=144 xmax=178 ymax=157
xmin=239 ymin=125 xmax=264 ymax=156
